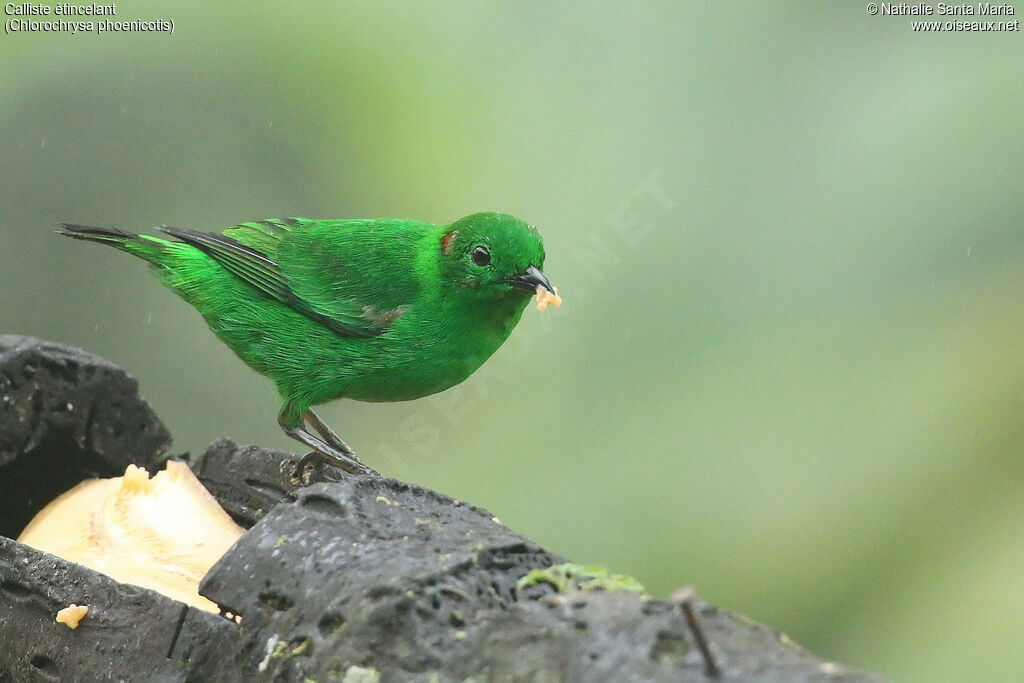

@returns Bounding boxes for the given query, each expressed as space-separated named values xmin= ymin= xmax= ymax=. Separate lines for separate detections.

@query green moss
xmin=341 ymin=666 xmax=380 ymax=683
xmin=271 ymin=637 xmax=311 ymax=659
xmin=516 ymin=563 xmax=645 ymax=595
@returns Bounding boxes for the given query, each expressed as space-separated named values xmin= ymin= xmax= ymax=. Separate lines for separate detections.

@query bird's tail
xmin=59 ymin=223 xmax=173 ymax=263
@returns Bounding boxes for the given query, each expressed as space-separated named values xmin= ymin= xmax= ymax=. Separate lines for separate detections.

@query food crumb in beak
xmin=536 ymin=284 xmax=562 ymax=311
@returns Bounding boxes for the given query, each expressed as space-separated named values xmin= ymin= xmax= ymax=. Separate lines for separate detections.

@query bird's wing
xmin=157 ymin=222 xmax=392 ymax=338
xmin=265 ymin=218 xmax=425 ymax=332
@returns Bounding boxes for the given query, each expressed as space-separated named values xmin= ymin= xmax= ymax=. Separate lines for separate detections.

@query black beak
xmin=506 ymin=265 xmax=556 ymax=295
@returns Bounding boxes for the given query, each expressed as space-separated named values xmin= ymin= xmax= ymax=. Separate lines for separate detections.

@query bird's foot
xmin=288 ymin=450 xmax=375 ymax=485
xmin=297 ymin=447 xmax=375 ymax=478
xmin=281 ymin=407 xmax=373 ymax=476
xmin=282 ymin=425 xmax=375 ymax=477
xmin=305 ymin=409 xmax=364 ymax=464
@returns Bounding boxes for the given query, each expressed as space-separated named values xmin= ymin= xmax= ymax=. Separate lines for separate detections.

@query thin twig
xmin=672 ymin=587 xmax=719 ymax=678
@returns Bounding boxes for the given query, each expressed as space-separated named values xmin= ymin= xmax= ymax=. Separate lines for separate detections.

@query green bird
xmin=60 ymin=213 xmax=559 ymax=475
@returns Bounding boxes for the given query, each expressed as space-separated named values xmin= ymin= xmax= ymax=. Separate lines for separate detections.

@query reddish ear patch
xmin=440 ymin=230 xmax=458 ymax=254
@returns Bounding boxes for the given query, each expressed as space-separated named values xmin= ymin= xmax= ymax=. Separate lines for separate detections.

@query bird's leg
xmin=303 ymin=409 xmax=362 ymax=463
xmin=278 ymin=405 xmax=373 ymax=476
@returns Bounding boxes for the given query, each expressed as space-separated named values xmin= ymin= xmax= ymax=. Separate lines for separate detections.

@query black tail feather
xmin=59 ymin=223 xmax=138 ymax=242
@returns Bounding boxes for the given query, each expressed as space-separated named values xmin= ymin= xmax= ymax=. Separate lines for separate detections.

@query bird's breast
xmin=337 ymin=297 xmax=527 ymax=402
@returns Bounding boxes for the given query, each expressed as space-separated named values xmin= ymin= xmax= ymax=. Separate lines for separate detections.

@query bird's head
xmin=439 ymin=212 xmax=555 ymax=301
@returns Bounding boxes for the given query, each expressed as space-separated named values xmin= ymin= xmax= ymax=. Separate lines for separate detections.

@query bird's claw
xmin=288 ymin=449 xmax=374 ymax=485
xmin=292 ymin=451 xmax=324 ymax=485
xmin=307 ymin=448 xmax=375 ymax=477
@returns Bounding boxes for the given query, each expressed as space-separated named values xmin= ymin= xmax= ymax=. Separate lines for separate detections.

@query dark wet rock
xmin=0 ymin=337 xmax=884 ymax=682
xmin=0 ymin=335 xmax=171 ymax=538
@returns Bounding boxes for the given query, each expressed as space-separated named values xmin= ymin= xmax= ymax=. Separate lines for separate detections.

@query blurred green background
xmin=2 ymin=2 xmax=1022 ymax=679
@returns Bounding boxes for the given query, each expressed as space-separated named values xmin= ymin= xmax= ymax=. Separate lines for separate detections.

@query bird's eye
xmin=471 ymin=246 xmax=491 ymax=266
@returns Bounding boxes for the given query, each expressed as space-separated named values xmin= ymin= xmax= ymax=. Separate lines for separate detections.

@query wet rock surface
xmin=0 ymin=337 xmax=884 ymax=682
